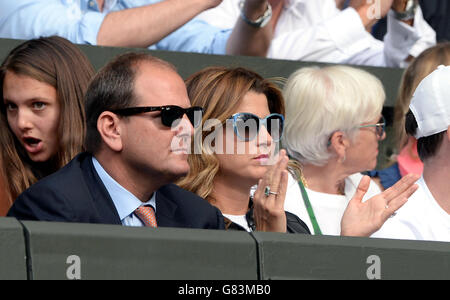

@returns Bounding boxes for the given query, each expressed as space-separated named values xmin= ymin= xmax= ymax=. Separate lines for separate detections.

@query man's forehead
xmin=133 ymin=63 xmax=190 ymax=107
xmin=134 ymin=61 xmax=179 ymax=82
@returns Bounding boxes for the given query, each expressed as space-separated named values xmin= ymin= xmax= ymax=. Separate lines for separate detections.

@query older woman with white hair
xmin=283 ymin=65 xmax=392 ymax=236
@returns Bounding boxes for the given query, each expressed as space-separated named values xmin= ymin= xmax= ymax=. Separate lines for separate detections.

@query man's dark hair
xmin=405 ymin=110 xmax=445 ymax=161
xmin=84 ymin=52 xmax=176 ymax=154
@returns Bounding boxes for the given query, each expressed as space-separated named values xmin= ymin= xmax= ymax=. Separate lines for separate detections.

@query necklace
xmin=301 ymin=163 xmax=345 ymax=196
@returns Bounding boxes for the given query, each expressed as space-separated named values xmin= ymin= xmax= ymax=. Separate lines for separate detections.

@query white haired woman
xmin=283 ymin=65 xmax=408 ymax=236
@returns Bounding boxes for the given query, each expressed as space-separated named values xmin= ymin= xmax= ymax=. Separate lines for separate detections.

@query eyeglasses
xmin=327 ymin=116 xmax=386 ymax=147
xmin=111 ymin=105 xmax=203 ymax=128
xmin=358 ymin=115 xmax=386 ymax=139
xmin=229 ymin=112 xmax=284 ymax=142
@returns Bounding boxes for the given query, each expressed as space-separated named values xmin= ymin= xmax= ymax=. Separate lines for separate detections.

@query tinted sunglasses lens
xmin=234 ymin=114 xmax=260 ymax=141
xmin=161 ymin=106 xmax=183 ymax=127
xmin=266 ymin=115 xmax=284 ymax=141
xmin=186 ymin=107 xmax=203 ymax=128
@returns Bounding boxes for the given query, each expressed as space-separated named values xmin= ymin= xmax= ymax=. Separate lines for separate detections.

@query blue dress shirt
xmin=92 ymin=156 xmax=156 ymax=227
xmin=0 ymin=0 xmax=230 ymax=54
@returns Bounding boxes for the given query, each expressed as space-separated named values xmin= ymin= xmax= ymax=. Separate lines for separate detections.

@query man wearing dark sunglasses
xmin=9 ymin=52 xmax=225 ymax=230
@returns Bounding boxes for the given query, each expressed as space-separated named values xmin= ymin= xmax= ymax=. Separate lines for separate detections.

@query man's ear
xmin=97 ymin=111 xmax=123 ymax=152
xmin=329 ymin=131 xmax=350 ymax=162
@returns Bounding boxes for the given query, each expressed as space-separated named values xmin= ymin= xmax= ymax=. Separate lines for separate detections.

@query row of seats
xmin=1 ymin=217 xmax=449 ymax=280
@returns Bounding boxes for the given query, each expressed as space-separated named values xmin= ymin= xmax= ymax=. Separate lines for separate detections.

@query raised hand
xmin=392 ymin=0 xmax=412 ymax=12
xmin=341 ymin=173 xmax=420 ymax=237
xmin=252 ymin=149 xmax=289 ymax=233
xmin=349 ymin=0 xmax=394 ymax=29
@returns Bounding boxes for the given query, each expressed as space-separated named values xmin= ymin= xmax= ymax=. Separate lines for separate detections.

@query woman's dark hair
xmin=405 ymin=110 xmax=445 ymax=161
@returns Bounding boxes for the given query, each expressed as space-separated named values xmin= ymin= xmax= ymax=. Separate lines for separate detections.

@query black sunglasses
xmin=111 ymin=105 xmax=203 ymax=128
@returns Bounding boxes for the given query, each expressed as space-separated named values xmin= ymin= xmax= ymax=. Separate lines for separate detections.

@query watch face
xmin=393 ymin=0 xmax=417 ymax=21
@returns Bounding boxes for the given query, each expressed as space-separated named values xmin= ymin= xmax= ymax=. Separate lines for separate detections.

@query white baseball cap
xmin=409 ymin=65 xmax=450 ymax=139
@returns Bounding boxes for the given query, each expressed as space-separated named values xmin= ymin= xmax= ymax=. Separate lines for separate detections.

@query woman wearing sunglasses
xmin=178 ymin=66 xmax=310 ymax=233
xmin=282 ymin=65 xmax=395 ymax=236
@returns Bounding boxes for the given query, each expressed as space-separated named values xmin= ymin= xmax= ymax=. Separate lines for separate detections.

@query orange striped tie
xmin=134 ymin=205 xmax=157 ymax=228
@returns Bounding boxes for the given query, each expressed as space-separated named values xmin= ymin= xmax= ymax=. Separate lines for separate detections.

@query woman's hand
xmin=253 ymin=149 xmax=289 ymax=233
xmin=341 ymin=173 xmax=419 ymax=237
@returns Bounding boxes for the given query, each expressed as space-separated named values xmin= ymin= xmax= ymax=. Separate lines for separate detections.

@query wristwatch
xmin=239 ymin=0 xmax=272 ymax=28
xmin=392 ymin=0 xmax=418 ymax=21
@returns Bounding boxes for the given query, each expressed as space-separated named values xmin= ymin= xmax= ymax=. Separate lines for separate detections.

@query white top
xmin=196 ymin=0 xmax=436 ymax=67
xmin=223 ymin=214 xmax=252 ymax=232
xmin=372 ymin=177 xmax=450 ymax=242
xmin=284 ymin=172 xmax=382 ymax=236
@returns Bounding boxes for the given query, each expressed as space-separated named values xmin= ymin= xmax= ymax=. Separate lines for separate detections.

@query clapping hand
xmin=253 ymin=149 xmax=289 ymax=233
xmin=341 ymin=173 xmax=420 ymax=237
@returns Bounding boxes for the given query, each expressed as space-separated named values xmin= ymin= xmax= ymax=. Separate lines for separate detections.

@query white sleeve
xmin=383 ymin=7 xmax=436 ymax=68
xmin=267 ymin=7 xmax=389 ymax=66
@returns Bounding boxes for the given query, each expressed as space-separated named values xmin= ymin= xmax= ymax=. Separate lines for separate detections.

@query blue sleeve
xmin=365 ymin=163 xmax=402 ymax=190
xmin=154 ymin=19 xmax=231 ymax=55
xmin=0 ymin=0 xmax=105 ymax=45
xmin=377 ymin=163 xmax=402 ymax=190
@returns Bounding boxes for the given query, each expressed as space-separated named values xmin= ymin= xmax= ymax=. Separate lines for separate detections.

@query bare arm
xmin=97 ymin=0 xmax=222 ymax=48
xmin=226 ymin=0 xmax=272 ymax=56
xmin=98 ymin=0 xmax=271 ymax=56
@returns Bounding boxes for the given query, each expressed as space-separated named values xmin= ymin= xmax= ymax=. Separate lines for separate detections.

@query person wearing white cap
xmin=372 ymin=65 xmax=450 ymax=242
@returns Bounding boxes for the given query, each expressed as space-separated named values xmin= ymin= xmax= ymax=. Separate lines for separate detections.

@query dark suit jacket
xmin=8 ymin=153 xmax=225 ymax=230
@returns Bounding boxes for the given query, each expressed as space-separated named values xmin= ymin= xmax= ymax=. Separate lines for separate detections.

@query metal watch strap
xmin=392 ymin=0 xmax=418 ymax=21
xmin=239 ymin=0 xmax=272 ymax=28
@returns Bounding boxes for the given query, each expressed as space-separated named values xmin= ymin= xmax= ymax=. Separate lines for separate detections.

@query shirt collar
xmin=92 ymin=156 xmax=156 ymax=222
